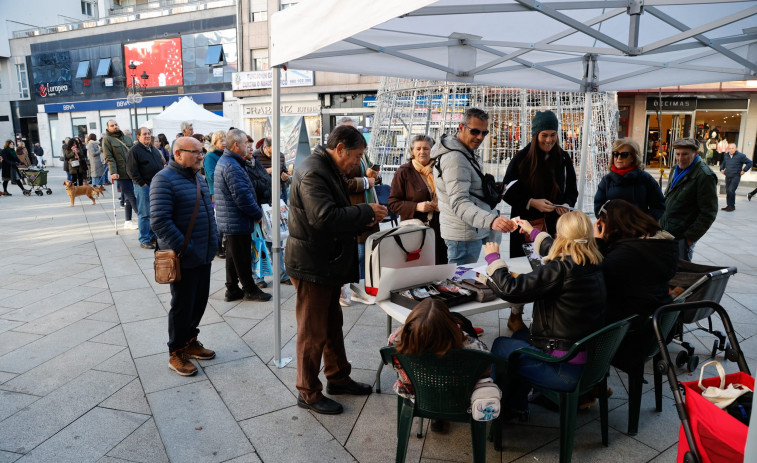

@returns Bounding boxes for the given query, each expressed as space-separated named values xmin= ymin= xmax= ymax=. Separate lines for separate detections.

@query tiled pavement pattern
xmin=0 ymin=167 xmax=755 ymax=463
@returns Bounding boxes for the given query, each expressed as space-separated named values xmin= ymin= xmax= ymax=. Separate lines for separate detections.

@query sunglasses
xmin=463 ymin=124 xmax=490 ymax=137
xmin=612 ymin=151 xmax=632 ymax=159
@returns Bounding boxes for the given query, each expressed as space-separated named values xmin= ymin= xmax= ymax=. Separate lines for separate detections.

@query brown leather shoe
xmin=169 ymin=349 xmax=198 ymax=376
xmin=507 ymin=312 xmax=527 ymax=332
xmin=184 ymin=338 xmax=216 ymax=360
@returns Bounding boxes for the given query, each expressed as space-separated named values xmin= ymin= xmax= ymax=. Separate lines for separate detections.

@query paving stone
xmin=112 ymin=288 xmax=166 ymax=324
xmin=0 ymin=319 xmax=115 ymax=374
xmin=223 ymin=303 xmax=273 ymax=320
xmin=85 ymin=290 xmax=115 ymax=305
xmin=121 ymin=317 xmax=168 ymax=359
xmin=240 ymin=406 xmax=356 ymax=463
xmin=99 ymin=378 xmax=150 ymax=415
xmin=420 ymin=419 xmax=501 ymax=463
xmin=198 ymin=305 xmax=224 ymax=326
xmin=311 ymin=368 xmax=375 ymax=445
xmin=0 ymin=320 xmax=24 ymax=334
xmin=93 ymin=349 xmax=138 ymax=376
xmin=0 ymin=372 xmax=17 ymax=385
xmin=2 ymin=342 xmax=124 ymax=396
xmin=134 ymin=353 xmax=206 ymax=394
xmin=0 ymin=276 xmax=95 ymax=310
xmin=608 ymin=388 xmax=687 ymax=451
xmin=106 ymin=418 xmax=169 ymax=463
xmin=15 ymin=407 xmax=147 ymax=463
xmin=12 ymin=301 xmax=110 ymax=336
xmin=2 ymin=285 xmax=104 ymax=322
xmin=0 ymin=451 xmax=21 ymax=463
xmin=0 ymin=391 xmax=39 ymax=422
xmin=90 ymin=325 xmax=128 ymax=347
xmin=95 ymin=457 xmax=132 ymax=463
xmin=204 ymin=356 xmax=293 ymax=421
xmin=242 ymin=310 xmax=297 ymax=364
xmin=223 ymin=316 xmax=262 ymax=337
xmin=0 ymin=370 xmax=134 ymax=454
xmin=148 ymin=380 xmax=254 ymax=463
xmin=81 ymin=276 xmax=109 ymax=289
xmin=341 ymin=322 xmax=391 ymax=371
xmin=108 ymin=274 xmax=153 ymax=293
xmin=194 ymin=322 xmax=254 ymax=368
xmin=86 ymin=306 xmax=120 ymax=323
xmin=222 ymin=453 xmax=263 ymax=463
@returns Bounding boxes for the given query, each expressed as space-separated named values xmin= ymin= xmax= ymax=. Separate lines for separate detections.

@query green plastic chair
xmin=379 ymin=346 xmax=509 ymax=463
xmin=611 ymin=310 xmax=679 ymax=435
xmin=491 ymin=316 xmax=634 ymax=463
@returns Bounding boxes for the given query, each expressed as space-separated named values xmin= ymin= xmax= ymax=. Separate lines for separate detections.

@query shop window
xmin=15 ymin=63 xmax=29 ymax=99
xmin=251 ymin=49 xmax=268 ymax=71
xmin=81 ymin=1 xmax=93 ymax=16
xmin=205 ymin=45 xmax=226 ymax=66
xmin=75 ymin=61 xmax=91 ymax=79
xmin=250 ymin=0 xmax=267 ymax=21
xmin=617 ymin=105 xmax=630 ymax=138
xmin=96 ymin=58 xmax=112 ymax=77
xmin=280 ymin=0 xmax=299 ymax=9
xmin=72 ymin=117 xmax=88 ymax=139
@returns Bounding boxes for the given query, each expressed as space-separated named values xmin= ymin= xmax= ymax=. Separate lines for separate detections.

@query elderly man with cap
xmin=659 ymin=138 xmax=718 ymax=261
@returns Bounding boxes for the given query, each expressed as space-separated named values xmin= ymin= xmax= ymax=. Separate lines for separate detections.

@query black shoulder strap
xmin=392 ymin=229 xmax=427 ymax=262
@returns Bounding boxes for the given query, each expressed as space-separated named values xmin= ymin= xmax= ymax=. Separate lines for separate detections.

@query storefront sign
xmin=232 ymin=69 xmax=314 ymax=90
xmin=646 ymin=97 xmax=696 ymax=111
xmin=37 ymin=82 xmax=71 ymax=98
xmin=243 ymin=101 xmax=320 ymax=116
xmin=42 ymin=92 xmax=224 ymax=113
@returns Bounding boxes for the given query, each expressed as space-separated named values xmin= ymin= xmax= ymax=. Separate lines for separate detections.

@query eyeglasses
xmin=463 ymin=124 xmax=490 ymax=137
xmin=178 ymin=149 xmax=204 ymax=156
xmin=598 ymin=200 xmax=611 ymax=216
xmin=612 ymin=151 xmax=632 ymax=159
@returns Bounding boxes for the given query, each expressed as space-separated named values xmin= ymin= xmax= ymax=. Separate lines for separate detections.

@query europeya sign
xmin=232 ymin=69 xmax=314 ymax=90
xmin=37 ymin=82 xmax=71 ymax=98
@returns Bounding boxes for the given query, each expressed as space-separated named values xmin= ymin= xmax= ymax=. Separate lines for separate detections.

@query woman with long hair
xmin=1 ymin=140 xmax=29 ymax=195
xmin=484 ymin=211 xmax=605 ymax=418
xmin=65 ymin=138 xmax=87 ymax=186
xmin=388 ymin=134 xmax=447 ymax=264
xmin=502 ymin=110 xmax=578 ymax=258
xmin=86 ymin=134 xmax=106 ymax=186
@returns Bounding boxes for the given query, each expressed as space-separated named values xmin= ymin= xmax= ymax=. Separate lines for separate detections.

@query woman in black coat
xmin=1 ymin=140 xmax=29 ymax=196
xmin=593 ymin=138 xmax=665 ymax=219
xmin=502 ymin=111 xmax=577 ymax=258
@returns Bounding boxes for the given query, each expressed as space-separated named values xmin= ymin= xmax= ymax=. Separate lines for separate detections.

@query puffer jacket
xmin=245 ymin=157 xmax=272 ymax=206
xmin=485 ymin=234 xmax=606 ymax=349
xmin=149 ymin=160 xmax=218 ymax=268
xmin=594 ymin=169 xmax=665 ymax=220
xmin=102 ymin=130 xmax=134 ymax=179
xmin=214 ymin=149 xmax=262 ymax=235
xmin=284 ymin=145 xmax=376 ymax=286
xmin=430 ymin=134 xmax=497 ymax=241
xmin=203 ymin=149 xmax=222 ymax=195
xmin=659 ymin=157 xmax=718 ymax=243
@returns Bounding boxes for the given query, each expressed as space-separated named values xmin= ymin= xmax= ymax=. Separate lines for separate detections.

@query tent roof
xmin=148 ymin=97 xmax=232 ymax=135
xmin=270 ymin=0 xmax=757 ymax=91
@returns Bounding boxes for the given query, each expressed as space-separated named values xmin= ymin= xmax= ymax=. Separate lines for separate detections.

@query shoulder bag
xmin=154 ymin=177 xmax=201 ymax=284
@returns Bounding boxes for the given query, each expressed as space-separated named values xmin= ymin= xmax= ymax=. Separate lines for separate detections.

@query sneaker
xmin=244 ymin=287 xmax=272 ymax=302
xmin=123 ymin=220 xmax=138 ymax=230
xmin=140 ymin=242 xmax=155 ymax=249
xmin=224 ymin=287 xmax=244 ymax=302
xmin=168 ymin=349 xmax=197 ymax=376
xmin=3 ymin=192 xmax=11 ymax=196
xmin=184 ymin=338 xmax=215 ymax=360
xmin=339 ymin=286 xmax=351 ymax=307
xmin=255 ymin=280 xmax=268 ymax=289
xmin=350 ymin=292 xmax=373 ymax=304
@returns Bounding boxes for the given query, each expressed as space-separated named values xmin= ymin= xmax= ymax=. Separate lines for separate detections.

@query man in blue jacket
xmin=214 ymin=129 xmax=272 ymax=302
xmin=719 ymin=143 xmax=753 ymax=211
xmin=150 ymin=136 xmax=218 ymax=376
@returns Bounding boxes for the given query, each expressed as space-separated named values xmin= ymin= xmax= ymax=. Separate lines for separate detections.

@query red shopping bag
xmin=676 ymin=369 xmax=753 ymax=463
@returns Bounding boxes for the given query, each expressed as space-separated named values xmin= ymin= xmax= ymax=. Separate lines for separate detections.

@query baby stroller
xmin=19 ymin=167 xmax=52 ymax=196
xmin=668 ymin=261 xmax=737 ymax=372
xmin=654 ymin=301 xmax=751 ymax=463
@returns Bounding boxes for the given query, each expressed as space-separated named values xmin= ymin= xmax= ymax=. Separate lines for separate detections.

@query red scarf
xmin=611 ymin=165 xmax=635 ymax=176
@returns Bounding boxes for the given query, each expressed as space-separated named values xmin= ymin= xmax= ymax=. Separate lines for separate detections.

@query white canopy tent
xmin=144 ymin=96 xmax=232 ymax=136
xmin=266 ymin=0 xmax=757 ymax=367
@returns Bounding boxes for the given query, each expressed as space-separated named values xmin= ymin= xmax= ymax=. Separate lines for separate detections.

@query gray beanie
xmin=531 ymin=110 xmax=559 ymax=137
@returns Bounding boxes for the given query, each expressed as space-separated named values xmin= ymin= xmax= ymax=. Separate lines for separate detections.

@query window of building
xmin=251 ymin=0 xmax=267 ymax=21
xmin=205 ymin=45 xmax=226 ymax=66
xmin=15 ymin=63 xmax=29 ymax=99
xmin=280 ymin=0 xmax=299 ymax=9
xmin=251 ymin=49 xmax=268 ymax=71
xmin=81 ymin=1 xmax=93 ymax=16
xmin=100 ymin=115 xmax=116 ymax=135
xmin=618 ymin=105 xmax=630 ymax=138
xmin=72 ymin=117 xmax=88 ymax=139
xmin=75 ymin=61 xmax=91 ymax=79
xmin=96 ymin=58 xmax=112 ymax=77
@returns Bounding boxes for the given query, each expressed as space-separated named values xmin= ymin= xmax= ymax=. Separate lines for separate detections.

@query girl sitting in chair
xmin=484 ymin=210 xmax=606 ymax=419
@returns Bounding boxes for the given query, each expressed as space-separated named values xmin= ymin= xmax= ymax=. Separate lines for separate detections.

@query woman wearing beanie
xmin=502 ymin=110 xmax=578 ymax=259
xmin=593 ymin=138 xmax=665 ymax=220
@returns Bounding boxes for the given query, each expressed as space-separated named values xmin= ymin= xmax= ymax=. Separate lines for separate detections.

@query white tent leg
xmin=576 ymin=91 xmax=592 ymax=211
xmin=272 ymin=66 xmax=291 ymax=368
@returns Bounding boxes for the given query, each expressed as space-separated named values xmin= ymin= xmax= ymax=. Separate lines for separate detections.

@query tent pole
xmin=576 ymin=92 xmax=592 ymax=211
xmin=271 ymin=66 xmax=290 ymax=368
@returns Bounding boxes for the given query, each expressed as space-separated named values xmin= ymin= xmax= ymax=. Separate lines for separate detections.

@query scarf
xmin=411 ymin=159 xmax=435 ymax=199
xmin=669 ymin=155 xmax=700 ymax=189
xmin=611 ymin=165 xmax=636 ymax=176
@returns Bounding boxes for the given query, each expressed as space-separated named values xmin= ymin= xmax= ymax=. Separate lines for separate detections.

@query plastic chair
xmin=379 ymin=346 xmax=508 ymax=463
xmin=492 ymin=316 xmax=634 ymax=463
xmin=374 ymin=183 xmax=399 ymax=226
xmin=610 ymin=310 xmax=679 ymax=435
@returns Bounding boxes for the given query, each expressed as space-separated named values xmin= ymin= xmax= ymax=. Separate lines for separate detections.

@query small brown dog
xmin=63 ymin=180 xmax=96 ymax=206
xmin=91 ymin=185 xmax=106 ymax=198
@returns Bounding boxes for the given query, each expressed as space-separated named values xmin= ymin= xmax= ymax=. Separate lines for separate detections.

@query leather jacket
xmin=485 ymin=235 xmax=606 ymax=349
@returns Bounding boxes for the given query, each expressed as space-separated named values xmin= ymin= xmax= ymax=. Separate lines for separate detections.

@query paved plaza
xmin=0 ymin=166 xmax=755 ymax=463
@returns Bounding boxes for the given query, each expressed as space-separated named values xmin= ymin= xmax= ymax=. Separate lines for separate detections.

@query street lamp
xmin=127 ymin=61 xmax=149 ymax=135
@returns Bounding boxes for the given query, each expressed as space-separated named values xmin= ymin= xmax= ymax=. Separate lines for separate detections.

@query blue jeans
xmin=444 ymin=238 xmax=486 ymax=265
xmin=677 ymin=238 xmax=696 ymax=262
xmin=119 ymin=179 xmax=138 ymax=222
xmin=491 ymin=330 xmax=584 ymax=411
xmin=725 ymin=175 xmax=740 ymax=208
xmin=100 ymin=165 xmax=110 ymax=185
xmin=358 ymin=243 xmax=366 ymax=280
xmin=133 ymin=184 xmax=155 ymax=244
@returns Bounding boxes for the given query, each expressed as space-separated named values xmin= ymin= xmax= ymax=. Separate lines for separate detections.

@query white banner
xmin=232 ymin=69 xmax=314 ymax=90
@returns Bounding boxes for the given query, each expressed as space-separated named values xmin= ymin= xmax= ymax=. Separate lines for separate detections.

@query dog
xmin=63 ymin=180 xmax=96 ymax=206
xmin=91 ymin=185 xmax=106 ymax=198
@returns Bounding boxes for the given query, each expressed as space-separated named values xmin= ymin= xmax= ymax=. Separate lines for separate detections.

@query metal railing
xmin=12 ymin=0 xmax=234 ymax=38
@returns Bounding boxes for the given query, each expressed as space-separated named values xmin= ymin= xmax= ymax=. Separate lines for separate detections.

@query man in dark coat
xmin=127 ymin=127 xmax=166 ymax=249
xmin=33 ymin=143 xmax=44 ymax=166
xmin=103 ymin=120 xmax=137 ymax=230
xmin=214 ymin=129 xmax=271 ymax=302
xmin=284 ymin=125 xmax=387 ymax=415
xmin=719 ymin=143 xmax=753 ymax=212
xmin=150 ymin=136 xmax=218 ymax=376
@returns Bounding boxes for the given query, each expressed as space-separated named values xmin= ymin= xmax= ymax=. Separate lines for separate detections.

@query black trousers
xmin=168 ymin=263 xmax=211 ymax=353
xmin=225 ymin=233 xmax=255 ymax=292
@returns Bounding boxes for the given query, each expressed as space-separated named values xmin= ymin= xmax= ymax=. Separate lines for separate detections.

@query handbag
xmin=469 ymin=378 xmax=502 ymax=421
xmin=154 ymin=177 xmax=201 ymax=284
xmin=698 ymin=361 xmax=752 ymax=409
xmin=70 ymin=159 xmax=80 ymax=167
